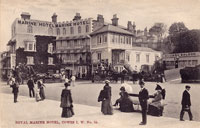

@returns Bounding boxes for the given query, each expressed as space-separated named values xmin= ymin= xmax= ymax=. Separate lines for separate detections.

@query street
xmin=1 ymin=80 xmax=200 ymax=121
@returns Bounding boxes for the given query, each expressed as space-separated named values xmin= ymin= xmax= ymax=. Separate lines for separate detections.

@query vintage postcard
xmin=0 ymin=0 xmax=200 ymax=128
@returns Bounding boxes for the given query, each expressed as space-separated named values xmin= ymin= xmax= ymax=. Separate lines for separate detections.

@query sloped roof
xmin=132 ymin=46 xmax=161 ymax=52
xmin=91 ymin=24 xmax=134 ymax=36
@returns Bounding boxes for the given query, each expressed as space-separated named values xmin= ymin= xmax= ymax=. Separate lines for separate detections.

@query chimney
xmin=21 ymin=12 xmax=31 ymax=20
xmin=52 ymin=13 xmax=57 ymax=23
xmin=133 ymin=22 xmax=136 ymax=34
xmin=73 ymin=13 xmax=81 ymax=21
xmin=111 ymin=14 xmax=119 ymax=26
xmin=127 ymin=21 xmax=133 ymax=31
xmin=97 ymin=14 xmax=104 ymax=23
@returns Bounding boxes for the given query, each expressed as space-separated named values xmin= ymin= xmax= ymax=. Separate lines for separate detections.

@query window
xmin=48 ymin=43 xmax=53 ymax=54
xmin=48 ymin=27 xmax=53 ymax=35
xmin=63 ymin=28 xmax=66 ymax=35
xmin=192 ymin=60 xmax=198 ymax=65
xmin=97 ymin=35 xmax=102 ymax=45
xmin=24 ymin=41 xmax=36 ymax=51
xmin=74 ymin=40 xmax=77 ymax=46
xmin=129 ymin=37 xmax=131 ymax=45
xmin=126 ymin=37 xmax=129 ymax=44
xmin=27 ymin=25 xmax=33 ymax=33
xmin=115 ymin=67 xmax=118 ymax=72
xmin=146 ymin=54 xmax=149 ymax=63
xmin=126 ymin=53 xmax=130 ymax=62
xmin=48 ymin=57 xmax=54 ymax=65
xmin=104 ymin=35 xmax=107 ymax=42
xmin=97 ymin=52 xmax=101 ymax=61
xmin=78 ymin=26 xmax=81 ymax=33
xmin=70 ymin=27 xmax=74 ymax=34
xmin=99 ymin=36 xmax=102 ymax=43
xmin=120 ymin=67 xmax=123 ymax=72
xmin=155 ymin=54 xmax=159 ymax=61
xmin=27 ymin=56 xmax=34 ymax=65
xmin=57 ymin=28 xmax=60 ymax=35
xmin=86 ymin=25 xmax=89 ymax=33
xmin=111 ymin=34 xmax=114 ymax=42
xmin=136 ymin=54 xmax=140 ymax=63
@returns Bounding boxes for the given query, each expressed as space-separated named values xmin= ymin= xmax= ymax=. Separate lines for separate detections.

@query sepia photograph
xmin=0 ymin=0 xmax=200 ymax=128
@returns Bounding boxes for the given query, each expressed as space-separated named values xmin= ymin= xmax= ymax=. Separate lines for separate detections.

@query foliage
xmin=149 ymin=23 xmax=167 ymax=37
xmin=171 ymin=29 xmax=200 ymax=53
xmin=169 ymin=22 xmax=188 ymax=36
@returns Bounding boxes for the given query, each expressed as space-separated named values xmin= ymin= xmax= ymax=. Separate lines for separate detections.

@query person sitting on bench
xmin=113 ymin=87 xmax=134 ymax=112
xmin=148 ymin=84 xmax=164 ymax=116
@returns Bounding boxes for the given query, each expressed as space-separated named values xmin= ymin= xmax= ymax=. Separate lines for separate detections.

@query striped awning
xmin=56 ymin=35 xmax=90 ymax=41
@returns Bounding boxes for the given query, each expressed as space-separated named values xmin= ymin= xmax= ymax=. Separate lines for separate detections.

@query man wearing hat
xmin=138 ymin=81 xmax=149 ymax=125
xmin=180 ymin=85 xmax=193 ymax=121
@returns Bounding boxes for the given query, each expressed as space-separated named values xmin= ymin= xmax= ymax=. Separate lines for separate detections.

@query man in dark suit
xmin=10 ymin=77 xmax=19 ymax=103
xmin=138 ymin=81 xmax=149 ymax=125
xmin=27 ymin=77 xmax=35 ymax=97
xmin=180 ymin=85 xmax=193 ymax=121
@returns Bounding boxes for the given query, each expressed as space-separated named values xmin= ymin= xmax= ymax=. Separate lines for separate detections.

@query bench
xmin=129 ymin=93 xmax=155 ymax=111
xmin=128 ymin=93 xmax=167 ymax=115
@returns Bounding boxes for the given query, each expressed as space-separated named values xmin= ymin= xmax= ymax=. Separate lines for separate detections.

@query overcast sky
xmin=0 ymin=0 xmax=200 ymax=52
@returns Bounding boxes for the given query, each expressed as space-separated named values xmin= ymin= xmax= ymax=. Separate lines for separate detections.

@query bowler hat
xmin=185 ymin=85 xmax=191 ymax=89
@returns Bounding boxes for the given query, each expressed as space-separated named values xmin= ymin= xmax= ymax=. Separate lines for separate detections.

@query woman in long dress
xmin=60 ymin=82 xmax=74 ymax=118
xmin=100 ymin=80 xmax=113 ymax=115
xmin=148 ymin=84 xmax=163 ymax=116
xmin=37 ymin=80 xmax=45 ymax=100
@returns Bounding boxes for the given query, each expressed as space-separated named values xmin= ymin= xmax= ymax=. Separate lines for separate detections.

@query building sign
xmin=163 ymin=52 xmax=200 ymax=58
xmin=17 ymin=19 xmax=91 ymax=28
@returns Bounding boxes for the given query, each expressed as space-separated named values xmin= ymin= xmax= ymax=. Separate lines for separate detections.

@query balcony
xmin=62 ymin=59 xmax=87 ymax=65
xmin=112 ymin=60 xmax=125 ymax=65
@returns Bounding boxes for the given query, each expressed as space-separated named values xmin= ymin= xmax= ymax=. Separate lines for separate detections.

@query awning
xmin=56 ymin=35 xmax=90 ymax=41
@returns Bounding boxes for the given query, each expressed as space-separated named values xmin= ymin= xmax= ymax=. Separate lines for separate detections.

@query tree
xmin=169 ymin=22 xmax=188 ymax=36
xmin=171 ymin=29 xmax=200 ymax=53
xmin=149 ymin=23 xmax=167 ymax=37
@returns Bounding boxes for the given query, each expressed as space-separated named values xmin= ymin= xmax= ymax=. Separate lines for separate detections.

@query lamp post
xmin=175 ymin=56 xmax=179 ymax=68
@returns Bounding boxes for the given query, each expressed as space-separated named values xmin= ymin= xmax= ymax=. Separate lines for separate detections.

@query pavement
xmin=1 ymin=93 xmax=200 ymax=128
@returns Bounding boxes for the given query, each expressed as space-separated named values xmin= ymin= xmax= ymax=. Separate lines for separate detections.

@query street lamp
xmin=175 ymin=56 xmax=179 ymax=68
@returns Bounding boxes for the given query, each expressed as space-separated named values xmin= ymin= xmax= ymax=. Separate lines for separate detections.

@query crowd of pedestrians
xmin=8 ymin=71 xmax=194 ymax=125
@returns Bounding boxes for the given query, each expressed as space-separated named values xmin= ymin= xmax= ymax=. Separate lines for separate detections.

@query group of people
xmin=9 ymin=72 xmax=193 ymax=124
xmin=98 ymin=79 xmax=193 ymax=125
xmin=9 ymin=75 xmax=46 ymax=103
xmin=27 ymin=77 xmax=46 ymax=101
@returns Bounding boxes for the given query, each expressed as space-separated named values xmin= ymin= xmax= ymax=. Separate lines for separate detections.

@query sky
xmin=0 ymin=0 xmax=200 ymax=52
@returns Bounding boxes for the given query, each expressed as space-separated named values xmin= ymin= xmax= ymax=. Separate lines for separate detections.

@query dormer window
xmin=27 ymin=25 xmax=33 ymax=33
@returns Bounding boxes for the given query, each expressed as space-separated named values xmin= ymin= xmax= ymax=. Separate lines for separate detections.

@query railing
xmin=112 ymin=60 xmax=125 ymax=65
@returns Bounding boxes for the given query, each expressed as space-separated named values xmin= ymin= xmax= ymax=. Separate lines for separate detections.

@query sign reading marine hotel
xmin=17 ymin=19 xmax=91 ymax=28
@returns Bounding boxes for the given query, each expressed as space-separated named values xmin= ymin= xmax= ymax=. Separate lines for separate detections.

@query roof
xmin=90 ymin=24 xmax=134 ymax=36
xmin=131 ymin=46 xmax=161 ymax=53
